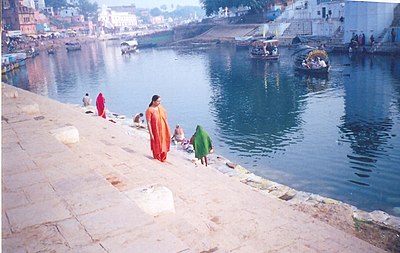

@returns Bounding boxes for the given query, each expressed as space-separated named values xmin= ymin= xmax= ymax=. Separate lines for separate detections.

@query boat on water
xmin=249 ymin=39 xmax=279 ymax=60
xmin=235 ymin=36 xmax=253 ymax=50
xmin=121 ymin=40 xmax=138 ymax=54
xmin=47 ymin=46 xmax=56 ymax=54
xmin=292 ymin=45 xmax=330 ymax=75
xmin=66 ymin=42 xmax=82 ymax=51
xmin=2 ymin=53 xmax=27 ymax=74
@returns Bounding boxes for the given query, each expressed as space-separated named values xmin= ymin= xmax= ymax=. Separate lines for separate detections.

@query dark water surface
xmin=4 ymin=41 xmax=400 ymax=215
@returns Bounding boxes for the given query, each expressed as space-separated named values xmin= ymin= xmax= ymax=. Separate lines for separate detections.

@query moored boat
xmin=66 ymin=42 xmax=82 ymax=51
xmin=292 ymin=45 xmax=330 ymax=75
xmin=47 ymin=46 xmax=56 ymax=54
xmin=121 ymin=40 xmax=138 ymax=54
xmin=249 ymin=39 xmax=279 ymax=60
xmin=235 ymin=36 xmax=253 ymax=50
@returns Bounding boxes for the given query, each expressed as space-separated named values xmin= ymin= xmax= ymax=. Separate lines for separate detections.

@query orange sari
xmin=145 ymin=105 xmax=171 ymax=162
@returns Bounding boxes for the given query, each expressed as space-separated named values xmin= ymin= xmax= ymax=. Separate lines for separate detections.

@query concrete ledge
xmin=50 ymin=126 xmax=80 ymax=144
xmin=125 ymin=185 xmax=176 ymax=216
xmin=20 ymin=103 xmax=40 ymax=114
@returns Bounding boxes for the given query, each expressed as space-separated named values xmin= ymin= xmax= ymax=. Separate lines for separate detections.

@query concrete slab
xmin=99 ymin=223 xmax=191 ymax=253
xmin=6 ymin=199 xmax=71 ymax=232
xmin=76 ymin=201 xmax=154 ymax=241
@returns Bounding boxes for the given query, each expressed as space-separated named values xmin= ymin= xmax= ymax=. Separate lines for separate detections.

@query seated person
xmin=317 ymin=57 xmax=327 ymax=68
xmin=133 ymin=113 xmax=145 ymax=128
xmin=302 ymin=59 xmax=310 ymax=69
xmin=172 ymin=124 xmax=185 ymax=143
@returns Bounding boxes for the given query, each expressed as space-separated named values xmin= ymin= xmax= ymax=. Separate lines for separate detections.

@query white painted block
xmin=20 ymin=103 xmax=40 ymax=114
xmin=125 ymin=185 xmax=175 ymax=216
xmin=51 ymin=126 xmax=80 ymax=144
xmin=3 ymin=90 xmax=18 ymax=98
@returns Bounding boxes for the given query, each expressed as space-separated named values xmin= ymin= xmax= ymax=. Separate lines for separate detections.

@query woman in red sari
xmin=96 ymin=93 xmax=106 ymax=119
xmin=145 ymin=95 xmax=171 ymax=162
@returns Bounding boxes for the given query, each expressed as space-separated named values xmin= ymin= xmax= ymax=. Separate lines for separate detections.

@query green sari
xmin=192 ymin=125 xmax=212 ymax=159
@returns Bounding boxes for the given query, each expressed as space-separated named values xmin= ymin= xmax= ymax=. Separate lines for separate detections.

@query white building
xmin=343 ymin=0 xmax=397 ymax=43
xmin=33 ymin=0 xmax=45 ymax=10
xmin=98 ymin=5 xmax=138 ymax=31
xmin=58 ymin=8 xmax=80 ymax=17
xmin=21 ymin=0 xmax=35 ymax=9
xmin=278 ymin=0 xmax=345 ymax=36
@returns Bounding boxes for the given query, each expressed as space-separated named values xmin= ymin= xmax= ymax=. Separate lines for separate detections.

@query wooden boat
xmin=292 ymin=45 xmax=330 ymax=74
xmin=66 ymin=42 xmax=82 ymax=51
xmin=235 ymin=36 xmax=253 ymax=50
xmin=249 ymin=39 xmax=279 ymax=60
xmin=47 ymin=47 xmax=56 ymax=54
xmin=121 ymin=40 xmax=138 ymax=54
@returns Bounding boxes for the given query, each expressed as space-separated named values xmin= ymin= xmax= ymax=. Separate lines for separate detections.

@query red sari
xmin=145 ymin=105 xmax=171 ymax=162
xmin=96 ymin=93 xmax=106 ymax=119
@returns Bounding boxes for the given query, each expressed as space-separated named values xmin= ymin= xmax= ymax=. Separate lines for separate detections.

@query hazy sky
xmin=95 ymin=0 xmax=201 ymax=9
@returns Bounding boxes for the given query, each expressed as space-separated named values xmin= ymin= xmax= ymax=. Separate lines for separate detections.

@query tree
xmin=200 ymin=0 xmax=269 ymax=16
xmin=150 ymin=7 xmax=162 ymax=17
xmin=77 ymin=0 xmax=98 ymax=20
xmin=44 ymin=0 xmax=68 ymax=10
xmin=160 ymin=4 xmax=167 ymax=11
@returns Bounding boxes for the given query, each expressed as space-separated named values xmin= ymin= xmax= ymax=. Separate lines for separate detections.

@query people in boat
xmin=262 ymin=42 xmax=267 ymax=55
xmin=302 ymin=59 xmax=310 ymax=69
xmin=172 ymin=124 xmax=185 ymax=143
xmin=83 ymin=93 xmax=91 ymax=107
xmin=317 ymin=57 xmax=327 ymax=68
xmin=272 ymin=45 xmax=278 ymax=55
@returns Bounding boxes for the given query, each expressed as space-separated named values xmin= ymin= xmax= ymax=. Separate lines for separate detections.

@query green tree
xmin=78 ymin=0 xmax=98 ymax=20
xmin=160 ymin=4 xmax=167 ymax=11
xmin=150 ymin=7 xmax=162 ymax=16
xmin=44 ymin=0 xmax=68 ymax=10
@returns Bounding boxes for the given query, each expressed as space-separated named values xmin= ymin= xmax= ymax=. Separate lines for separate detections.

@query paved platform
xmin=2 ymin=84 xmax=384 ymax=252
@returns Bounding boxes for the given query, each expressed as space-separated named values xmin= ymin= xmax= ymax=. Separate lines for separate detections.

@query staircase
xmin=391 ymin=4 xmax=400 ymax=27
xmin=370 ymin=28 xmax=388 ymax=52
xmin=282 ymin=19 xmax=312 ymax=37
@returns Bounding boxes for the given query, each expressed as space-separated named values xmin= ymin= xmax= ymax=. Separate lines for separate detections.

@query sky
xmin=95 ymin=0 xmax=201 ymax=9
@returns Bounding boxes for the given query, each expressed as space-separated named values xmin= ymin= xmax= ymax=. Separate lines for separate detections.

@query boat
xmin=26 ymin=47 xmax=39 ymax=58
xmin=120 ymin=40 xmax=138 ymax=54
xmin=47 ymin=46 xmax=56 ymax=54
xmin=2 ymin=53 xmax=26 ymax=74
xmin=249 ymin=39 xmax=279 ymax=60
xmin=292 ymin=45 xmax=330 ymax=75
xmin=66 ymin=42 xmax=82 ymax=51
xmin=235 ymin=36 xmax=253 ymax=50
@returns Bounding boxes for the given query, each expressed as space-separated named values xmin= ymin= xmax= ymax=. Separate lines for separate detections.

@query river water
xmin=3 ymin=40 xmax=400 ymax=216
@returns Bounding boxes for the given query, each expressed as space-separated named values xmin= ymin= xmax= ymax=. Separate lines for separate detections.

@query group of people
xmin=82 ymin=93 xmax=213 ymax=166
xmin=145 ymin=95 xmax=213 ymax=165
xmin=302 ymin=57 xmax=327 ymax=69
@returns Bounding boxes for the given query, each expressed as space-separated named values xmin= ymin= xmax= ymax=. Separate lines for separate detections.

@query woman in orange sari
xmin=96 ymin=92 xmax=106 ymax=119
xmin=145 ymin=95 xmax=171 ymax=162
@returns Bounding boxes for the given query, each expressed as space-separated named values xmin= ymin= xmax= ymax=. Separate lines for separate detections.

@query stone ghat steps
xmin=1 ymin=83 xmax=386 ymax=253
xmin=196 ymin=24 xmax=260 ymax=40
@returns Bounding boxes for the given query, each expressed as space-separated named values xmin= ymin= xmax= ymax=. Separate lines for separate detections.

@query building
xmin=2 ymin=0 xmax=36 ymax=34
xmin=343 ymin=0 xmax=398 ymax=43
xmin=98 ymin=5 xmax=138 ymax=32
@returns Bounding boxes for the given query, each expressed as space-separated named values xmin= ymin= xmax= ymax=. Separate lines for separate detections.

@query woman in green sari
xmin=191 ymin=125 xmax=213 ymax=166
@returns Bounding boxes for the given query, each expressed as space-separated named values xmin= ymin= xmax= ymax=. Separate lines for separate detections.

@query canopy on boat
xmin=121 ymin=40 xmax=138 ymax=47
xmin=292 ymin=45 xmax=328 ymax=60
xmin=250 ymin=39 xmax=279 ymax=47
xmin=291 ymin=35 xmax=331 ymax=45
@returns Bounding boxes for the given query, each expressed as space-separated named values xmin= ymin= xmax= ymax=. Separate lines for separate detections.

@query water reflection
xmin=208 ymin=49 xmax=307 ymax=160
xmin=3 ymin=44 xmax=400 ymax=215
